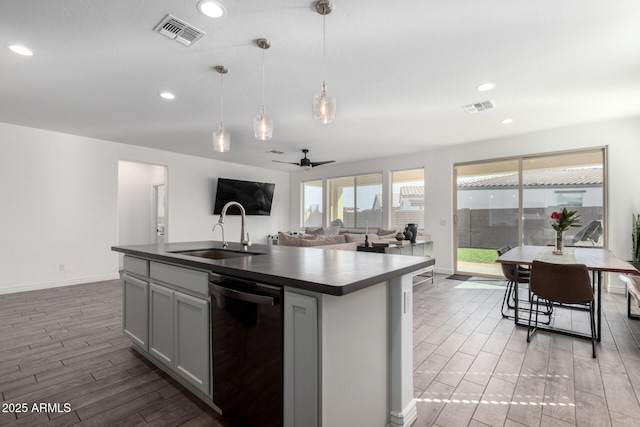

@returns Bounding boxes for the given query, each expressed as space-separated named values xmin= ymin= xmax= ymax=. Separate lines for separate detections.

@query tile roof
xmin=400 ymin=186 xmax=425 ymax=197
xmin=457 ymin=168 xmax=602 ymax=188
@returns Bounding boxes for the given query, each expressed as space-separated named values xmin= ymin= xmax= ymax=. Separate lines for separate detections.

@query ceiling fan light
xmin=253 ymin=106 xmax=273 ymax=140
xmin=303 ymin=165 xmax=312 ymax=171
xmin=213 ymin=125 xmax=230 ymax=152
xmin=313 ymin=82 xmax=336 ymax=124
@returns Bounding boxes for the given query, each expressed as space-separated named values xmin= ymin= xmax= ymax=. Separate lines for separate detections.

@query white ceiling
xmin=2 ymin=0 xmax=640 ymax=171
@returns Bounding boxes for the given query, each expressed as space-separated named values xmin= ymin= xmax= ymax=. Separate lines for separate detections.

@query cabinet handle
xmin=209 ymin=283 xmax=278 ymax=306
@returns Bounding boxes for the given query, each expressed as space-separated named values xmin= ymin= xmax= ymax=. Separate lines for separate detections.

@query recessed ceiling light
xmin=159 ymin=92 xmax=175 ymax=100
xmin=476 ymin=83 xmax=495 ymax=92
xmin=501 ymin=118 xmax=514 ymax=125
xmin=198 ymin=1 xmax=225 ymax=18
xmin=8 ymin=45 xmax=34 ymax=56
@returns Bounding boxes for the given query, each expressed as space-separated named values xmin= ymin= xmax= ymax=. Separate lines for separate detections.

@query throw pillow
xmin=376 ymin=228 xmax=396 ymax=236
xmin=323 ymin=226 xmax=340 ymax=237
xmin=278 ymin=232 xmax=301 ymax=246
xmin=305 ymin=227 xmax=324 ymax=235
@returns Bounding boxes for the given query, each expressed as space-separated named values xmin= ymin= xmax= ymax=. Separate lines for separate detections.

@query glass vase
xmin=555 ymin=230 xmax=564 ymax=254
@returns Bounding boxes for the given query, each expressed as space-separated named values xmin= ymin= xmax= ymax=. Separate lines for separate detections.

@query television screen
xmin=213 ymin=178 xmax=275 ymax=215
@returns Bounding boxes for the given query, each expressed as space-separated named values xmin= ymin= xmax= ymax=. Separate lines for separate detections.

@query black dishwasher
xmin=209 ymin=273 xmax=283 ymax=427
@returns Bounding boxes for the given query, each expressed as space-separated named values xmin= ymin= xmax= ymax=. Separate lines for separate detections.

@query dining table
xmin=496 ymin=245 xmax=639 ymax=341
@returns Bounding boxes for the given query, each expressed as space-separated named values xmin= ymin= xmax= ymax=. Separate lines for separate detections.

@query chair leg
xmin=590 ymin=302 xmax=596 ymax=358
xmin=501 ymin=280 xmax=514 ymax=317
xmin=527 ymin=294 xmax=539 ymax=342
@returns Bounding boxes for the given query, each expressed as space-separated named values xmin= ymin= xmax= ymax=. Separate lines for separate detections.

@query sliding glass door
xmin=455 ymin=159 xmax=520 ymax=277
xmin=454 ymin=148 xmax=605 ymax=277
xmin=522 ymin=150 xmax=604 ymax=247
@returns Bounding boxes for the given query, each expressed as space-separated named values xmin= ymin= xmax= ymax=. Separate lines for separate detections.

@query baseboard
xmin=0 ymin=273 xmax=121 ymax=295
xmin=389 ymin=399 xmax=418 ymax=427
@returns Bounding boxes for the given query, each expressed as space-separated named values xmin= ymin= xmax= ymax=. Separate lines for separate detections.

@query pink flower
xmin=551 ymin=212 xmax=563 ymax=220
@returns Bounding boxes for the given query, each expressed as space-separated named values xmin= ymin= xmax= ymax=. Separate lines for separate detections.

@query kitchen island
xmin=112 ymin=240 xmax=432 ymax=427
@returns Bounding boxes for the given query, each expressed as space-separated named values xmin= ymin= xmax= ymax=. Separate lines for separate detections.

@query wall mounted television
xmin=213 ymin=178 xmax=275 ymax=216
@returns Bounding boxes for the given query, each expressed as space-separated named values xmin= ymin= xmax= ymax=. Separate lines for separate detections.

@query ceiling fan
xmin=273 ymin=149 xmax=335 ymax=170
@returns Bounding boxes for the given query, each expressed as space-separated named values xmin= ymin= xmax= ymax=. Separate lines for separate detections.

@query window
xmin=556 ymin=191 xmax=585 ymax=207
xmin=391 ymin=168 xmax=425 ymax=231
xmin=301 ymin=180 xmax=323 ymax=227
xmin=328 ymin=173 xmax=382 ymax=229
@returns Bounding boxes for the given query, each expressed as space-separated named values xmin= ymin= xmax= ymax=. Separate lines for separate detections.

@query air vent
xmin=154 ymin=14 xmax=206 ymax=46
xmin=462 ymin=100 xmax=495 ymax=114
xmin=268 ymin=150 xmax=285 ymax=155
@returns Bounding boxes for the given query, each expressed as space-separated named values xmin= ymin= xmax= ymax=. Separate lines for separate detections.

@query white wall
xmin=0 ymin=122 xmax=290 ymax=295
xmin=288 ymin=116 xmax=640 ymax=290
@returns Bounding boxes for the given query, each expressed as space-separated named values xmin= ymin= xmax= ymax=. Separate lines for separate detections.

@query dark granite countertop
xmin=112 ymin=240 xmax=434 ymax=296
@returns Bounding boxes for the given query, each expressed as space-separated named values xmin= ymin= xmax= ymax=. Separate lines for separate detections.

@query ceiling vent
xmin=154 ymin=14 xmax=206 ymax=46
xmin=268 ymin=150 xmax=285 ymax=155
xmin=462 ymin=100 xmax=495 ymax=114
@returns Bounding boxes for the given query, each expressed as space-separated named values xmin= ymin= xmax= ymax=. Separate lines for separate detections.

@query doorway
xmin=117 ymin=161 xmax=168 ymax=266
xmin=153 ymin=184 xmax=166 ymax=243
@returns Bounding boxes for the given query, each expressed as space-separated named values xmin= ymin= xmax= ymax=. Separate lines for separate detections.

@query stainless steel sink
xmin=173 ymin=249 xmax=264 ymax=260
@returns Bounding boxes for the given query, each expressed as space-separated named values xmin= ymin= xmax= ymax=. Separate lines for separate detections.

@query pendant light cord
xmin=219 ymin=72 xmax=224 ymax=126
xmin=261 ymin=47 xmax=266 ymax=107
xmin=322 ymin=12 xmax=327 ymax=83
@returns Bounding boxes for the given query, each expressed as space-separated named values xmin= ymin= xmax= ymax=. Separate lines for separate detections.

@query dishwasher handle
xmin=209 ymin=283 xmax=278 ymax=306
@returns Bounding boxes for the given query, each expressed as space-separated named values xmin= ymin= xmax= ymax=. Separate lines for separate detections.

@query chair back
xmin=497 ymin=246 xmax=518 ymax=281
xmin=529 ymin=260 xmax=593 ymax=304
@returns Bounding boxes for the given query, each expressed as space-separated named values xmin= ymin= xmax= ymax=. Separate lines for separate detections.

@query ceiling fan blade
xmin=272 ymin=160 xmax=301 ymax=166
xmin=309 ymin=160 xmax=335 ymax=167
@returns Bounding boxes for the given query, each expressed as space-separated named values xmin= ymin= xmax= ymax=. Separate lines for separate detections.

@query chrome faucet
xmin=211 ymin=223 xmax=227 ymax=248
xmin=218 ymin=201 xmax=251 ymax=250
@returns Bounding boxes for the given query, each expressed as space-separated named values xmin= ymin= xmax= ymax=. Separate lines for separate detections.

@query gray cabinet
xmin=122 ymin=256 xmax=211 ymax=399
xmin=284 ymin=291 xmax=318 ymax=427
xmin=123 ymin=273 xmax=149 ymax=351
xmin=149 ymin=282 xmax=210 ymax=395
xmin=174 ymin=291 xmax=210 ymax=394
xmin=149 ymin=283 xmax=174 ymax=366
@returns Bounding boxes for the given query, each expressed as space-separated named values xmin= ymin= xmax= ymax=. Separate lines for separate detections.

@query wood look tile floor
xmin=1 ymin=275 xmax=639 ymax=426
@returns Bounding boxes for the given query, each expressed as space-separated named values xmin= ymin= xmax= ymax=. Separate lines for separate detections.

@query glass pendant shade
xmin=213 ymin=65 xmax=230 ymax=153
xmin=253 ymin=106 xmax=273 ymax=140
xmin=213 ymin=124 xmax=230 ymax=152
xmin=313 ymin=82 xmax=336 ymax=124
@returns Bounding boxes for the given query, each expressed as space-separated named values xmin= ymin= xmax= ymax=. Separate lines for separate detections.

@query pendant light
xmin=213 ymin=66 xmax=230 ymax=152
xmin=312 ymin=0 xmax=336 ymax=124
xmin=253 ymin=38 xmax=274 ymax=140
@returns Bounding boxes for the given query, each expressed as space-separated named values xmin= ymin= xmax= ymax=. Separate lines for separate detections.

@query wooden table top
xmin=496 ymin=245 xmax=639 ymax=274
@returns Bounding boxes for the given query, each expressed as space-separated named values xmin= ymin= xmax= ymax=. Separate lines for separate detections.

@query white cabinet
xmin=122 ymin=273 xmax=149 ymax=351
xmin=284 ymin=291 xmax=318 ymax=427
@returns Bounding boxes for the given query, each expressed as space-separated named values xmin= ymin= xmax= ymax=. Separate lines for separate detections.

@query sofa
xmin=277 ymin=227 xmax=426 ymax=251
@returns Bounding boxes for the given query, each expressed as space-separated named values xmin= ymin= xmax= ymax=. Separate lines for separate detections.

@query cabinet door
xmin=284 ymin=291 xmax=318 ymax=427
xmin=123 ymin=274 xmax=149 ymax=351
xmin=149 ymin=283 xmax=174 ymax=367
xmin=174 ymin=291 xmax=210 ymax=395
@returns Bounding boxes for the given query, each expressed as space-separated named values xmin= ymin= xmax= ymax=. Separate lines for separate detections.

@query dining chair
xmin=497 ymin=246 xmax=549 ymax=321
xmin=497 ymin=246 xmax=522 ymax=317
xmin=527 ymin=260 xmax=596 ymax=358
